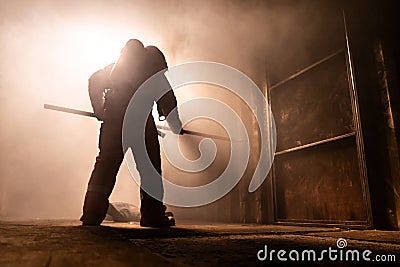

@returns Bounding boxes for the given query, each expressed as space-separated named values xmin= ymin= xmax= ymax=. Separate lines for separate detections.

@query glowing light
xmin=61 ymin=25 xmax=127 ymax=76
xmin=42 ymin=24 xmax=133 ymax=108
xmin=40 ymin=22 xmax=157 ymax=108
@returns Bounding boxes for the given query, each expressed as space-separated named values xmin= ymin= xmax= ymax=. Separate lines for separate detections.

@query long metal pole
xmin=44 ymin=103 xmax=232 ymax=141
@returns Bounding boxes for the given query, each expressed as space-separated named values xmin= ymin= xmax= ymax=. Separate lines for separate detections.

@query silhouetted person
xmin=80 ymin=39 xmax=182 ymax=227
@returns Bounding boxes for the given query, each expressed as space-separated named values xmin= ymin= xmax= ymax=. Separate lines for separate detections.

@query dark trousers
xmin=80 ymin=116 xmax=164 ymax=225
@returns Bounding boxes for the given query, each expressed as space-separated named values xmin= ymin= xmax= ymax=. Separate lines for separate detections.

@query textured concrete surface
xmin=0 ymin=219 xmax=399 ymax=266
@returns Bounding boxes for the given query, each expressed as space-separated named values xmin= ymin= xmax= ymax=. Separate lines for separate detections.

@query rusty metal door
xmin=267 ymin=3 xmax=372 ymax=228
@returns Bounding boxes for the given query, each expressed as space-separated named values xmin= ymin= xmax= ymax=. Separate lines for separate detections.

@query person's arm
xmin=88 ymin=64 xmax=114 ymax=121
xmin=157 ymin=84 xmax=183 ymax=134
xmin=146 ymin=46 xmax=183 ymax=134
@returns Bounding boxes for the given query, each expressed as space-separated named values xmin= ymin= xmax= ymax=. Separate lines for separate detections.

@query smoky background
xmin=0 ymin=0 xmax=334 ymax=221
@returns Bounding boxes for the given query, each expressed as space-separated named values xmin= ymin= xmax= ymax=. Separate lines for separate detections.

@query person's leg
xmin=137 ymin=117 xmax=174 ymax=227
xmin=80 ymin=122 xmax=124 ymax=225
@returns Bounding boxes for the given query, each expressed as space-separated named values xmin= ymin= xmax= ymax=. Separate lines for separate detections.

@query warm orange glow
xmin=37 ymin=23 xmax=157 ymax=110
xmin=61 ymin=25 xmax=127 ymax=77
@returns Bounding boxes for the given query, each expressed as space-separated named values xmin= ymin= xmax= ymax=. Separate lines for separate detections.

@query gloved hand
xmin=166 ymin=110 xmax=183 ymax=135
xmin=94 ymin=108 xmax=105 ymax=121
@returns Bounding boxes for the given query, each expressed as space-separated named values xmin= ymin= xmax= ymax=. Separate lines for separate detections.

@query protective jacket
xmin=88 ymin=46 xmax=181 ymax=133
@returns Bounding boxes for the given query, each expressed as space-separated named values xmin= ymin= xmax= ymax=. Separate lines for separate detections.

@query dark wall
xmin=170 ymin=0 xmax=400 ymax=229
xmin=344 ymin=0 xmax=400 ymax=230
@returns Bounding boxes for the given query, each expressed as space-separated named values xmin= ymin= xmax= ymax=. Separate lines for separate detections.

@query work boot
xmin=140 ymin=209 xmax=176 ymax=228
xmin=139 ymin=193 xmax=175 ymax=227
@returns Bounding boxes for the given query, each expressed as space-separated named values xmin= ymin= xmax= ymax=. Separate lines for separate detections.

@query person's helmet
xmin=111 ymin=39 xmax=146 ymax=85
xmin=121 ymin=39 xmax=144 ymax=56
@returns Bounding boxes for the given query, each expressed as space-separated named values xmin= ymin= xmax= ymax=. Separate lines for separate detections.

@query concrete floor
xmin=0 ymin=219 xmax=399 ymax=266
